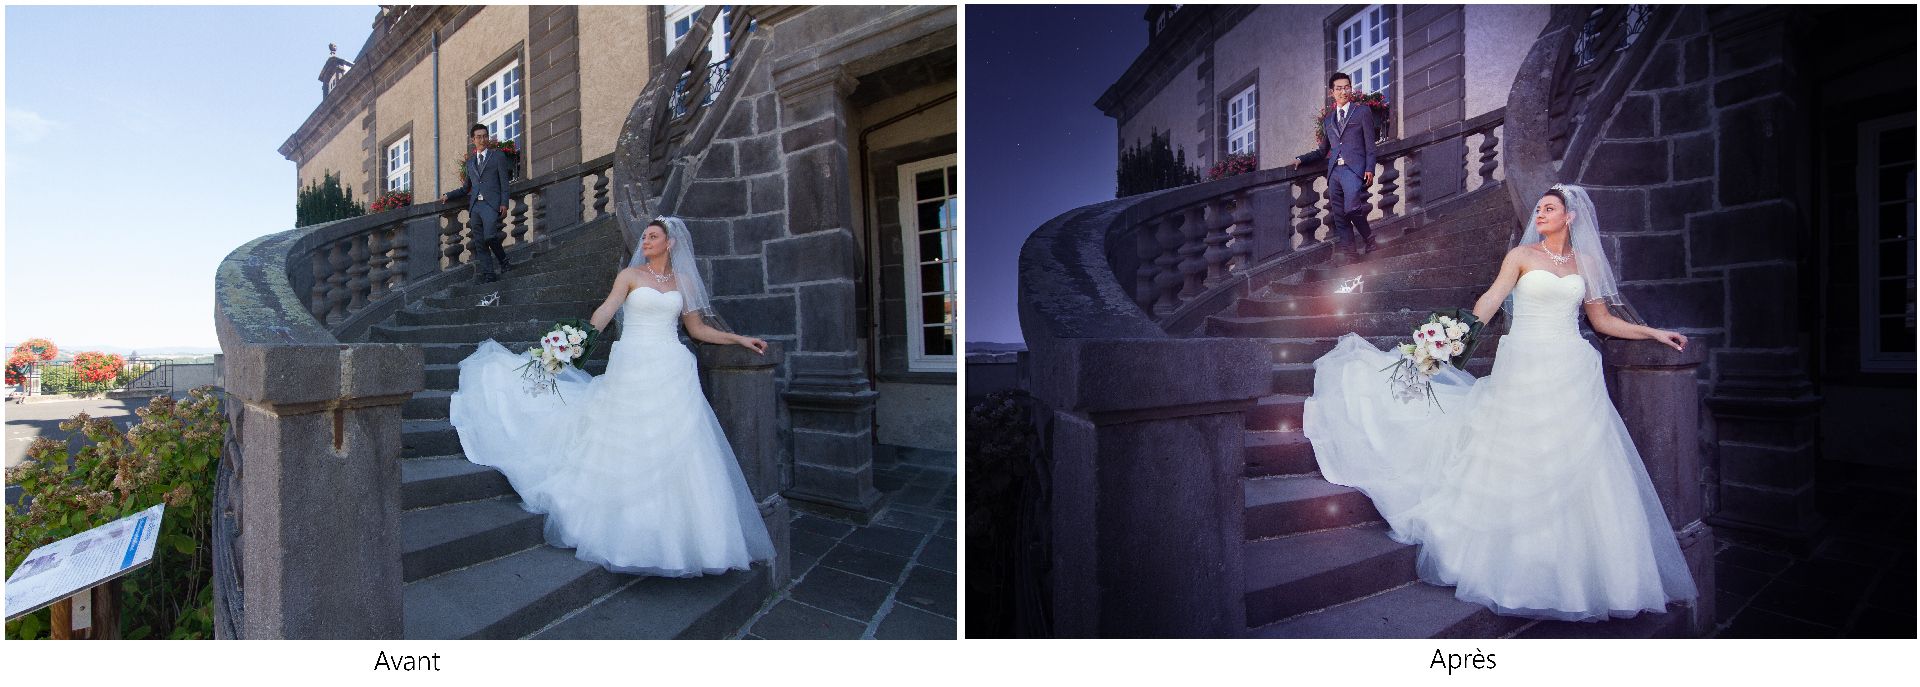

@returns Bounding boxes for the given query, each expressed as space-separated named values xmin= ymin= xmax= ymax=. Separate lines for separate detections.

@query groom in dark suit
xmin=444 ymin=123 xmax=515 ymax=283
xmin=1293 ymin=72 xmax=1379 ymax=260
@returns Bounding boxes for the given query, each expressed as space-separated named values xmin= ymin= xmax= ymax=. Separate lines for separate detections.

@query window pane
xmin=919 ymin=230 xmax=943 ymax=260
xmin=918 ymin=200 xmax=944 ymax=234
xmin=916 ymin=169 xmax=944 ymax=201
xmin=921 ymin=295 xmax=947 ymax=324
xmin=942 ymin=199 xmax=957 ymax=229
xmin=1882 ymin=126 xmax=1915 ymax=164
xmin=1880 ymin=164 xmax=1910 ymax=200
xmin=947 ymin=166 xmax=957 ymax=194
xmin=1881 ymin=202 xmax=1912 ymax=241
xmin=1879 ymin=277 xmax=1908 ymax=314
xmin=924 ymin=325 xmax=954 ymax=356
xmin=1880 ymin=316 xmax=1915 ymax=352
xmin=920 ymin=262 xmax=949 ymax=294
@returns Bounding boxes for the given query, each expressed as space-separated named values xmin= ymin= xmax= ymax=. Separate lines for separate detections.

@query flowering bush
xmin=1206 ymin=153 xmax=1259 ymax=181
xmin=13 ymin=338 xmax=58 ymax=362
xmin=370 ymin=189 xmax=412 ymax=213
xmin=5 ymin=389 xmax=224 ymax=640
xmin=71 ymin=352 xmax=125 ymax=385
xmin=6 ymin=352 xmax=34 ymax=386
xmin=1312 ymin=91 xmax=1392 ymax=148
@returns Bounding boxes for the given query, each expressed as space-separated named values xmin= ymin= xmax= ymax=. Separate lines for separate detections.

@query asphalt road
xmin=4 ymin=394 xmax=185 ymax=506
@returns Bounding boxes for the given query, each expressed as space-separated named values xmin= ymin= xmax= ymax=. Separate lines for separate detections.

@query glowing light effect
xmin=1334 ymin=275 xmax=1365 ymax=294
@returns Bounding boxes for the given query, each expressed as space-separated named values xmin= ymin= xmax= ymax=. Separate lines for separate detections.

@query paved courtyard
xmin=5 ymin=393 xmax=185 ymax=507
xmin=1708 ymin=460 xmax=1915 ymax=638
xmin=738 ymin=454 xmax=957 ymax=639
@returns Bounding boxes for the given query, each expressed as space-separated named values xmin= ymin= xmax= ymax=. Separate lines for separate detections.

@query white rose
xmin=1450 ymin=340 xmax=1466 ymax=356
xmin=568 ymin=332 xmax=584 ymax=344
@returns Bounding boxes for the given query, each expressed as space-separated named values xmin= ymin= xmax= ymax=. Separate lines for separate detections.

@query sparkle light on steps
xmin=478 ymin=292 xmax=501 ymax=307
xmin=1334 ymin=275 xmax=1364 ymax=294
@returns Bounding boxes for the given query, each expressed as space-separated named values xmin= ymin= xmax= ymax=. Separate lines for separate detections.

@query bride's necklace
xmin=1537 ymin=242 xmax=1574 ymax=266
xmin=644 ymin=262 xmax=673 ymax=284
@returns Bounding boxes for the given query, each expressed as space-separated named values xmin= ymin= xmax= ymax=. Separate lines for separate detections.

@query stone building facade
xmin=280 ymin=5 xmax=959 ymax=521
xmin=1099 ymin=4 xmax=1550 ymax=178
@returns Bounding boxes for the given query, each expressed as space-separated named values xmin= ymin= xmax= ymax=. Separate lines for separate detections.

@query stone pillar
xmin=221 ymin=342 xmax=422 ymax=639
xmin=1030 ymin=337 xmax=1268 ymax=638
xmin=774 ymin=68 xmax=882 ymax=521
xmin=1697 ymin=5 xmax=1822 ymax=545
xmin=1604 ymin=339 xmax=1715 ymax=636
xmin=697 ymin=341 xmax=793 ymax=584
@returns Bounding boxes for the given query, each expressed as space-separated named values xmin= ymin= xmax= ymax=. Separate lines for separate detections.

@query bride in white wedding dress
xmin=1302 ymin=184 xmax=1698 ymax=621
xmin=448 ymin=216 xmax=776 ymax=577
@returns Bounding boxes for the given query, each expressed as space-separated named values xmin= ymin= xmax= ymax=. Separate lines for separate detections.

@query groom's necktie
xmin=1337 ymin=107 xmax=1347 ymax=133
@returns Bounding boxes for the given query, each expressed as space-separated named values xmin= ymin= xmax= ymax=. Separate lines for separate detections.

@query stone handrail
xmin=1117 ymin=106 xmax=1508 ymax=330
xmin=211 ymin=151 xmax=616 ymax=638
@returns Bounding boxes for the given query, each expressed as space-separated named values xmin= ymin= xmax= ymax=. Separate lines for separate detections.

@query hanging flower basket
xmin=370 ymin=189 xmax=413 ymax=213
xmin=12 ymin=338 xmax=58 ymax=362
xmin=1312 ymin=91 xmax=1391 ymax=148
xmin=1206 ymin=153 xmax=1259 ymax=181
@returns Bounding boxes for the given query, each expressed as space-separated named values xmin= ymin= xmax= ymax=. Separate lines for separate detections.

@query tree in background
xmin=295 ymin=171 xmax=367 ymax=227
xmin=1116 ymin=128 xmax=1201 ymax=198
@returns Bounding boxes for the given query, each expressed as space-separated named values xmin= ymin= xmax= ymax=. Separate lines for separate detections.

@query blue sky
xmin=5 ymin=5 xmax=377 ymax=351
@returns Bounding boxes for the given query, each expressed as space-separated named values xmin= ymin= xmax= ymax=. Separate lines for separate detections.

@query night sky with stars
xmin=966 ymin=4 xmax=1147 ymax=347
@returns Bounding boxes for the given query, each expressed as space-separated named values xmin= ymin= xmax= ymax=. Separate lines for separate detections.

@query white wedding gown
xmin=1302 ymin=270 xmax=1697 ymax=621
xmin=447 ymin=285 xmax=775 ymax=577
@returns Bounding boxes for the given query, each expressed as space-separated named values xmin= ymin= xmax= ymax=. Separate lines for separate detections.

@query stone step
xmin=1292 ymin=238 xmax=1510 ymax=285
xmin=1260 ymin=335 xmax=1504 ymax=366
xmin=1238 ymin=285 xmax=1486 ymax=319
xmin=420 ymin=358 xmax=609 ymax=391
xmin=1243 ymin=523 xmax=1418 ymax=628
xmin=1245 ymin=430 xmax=1317 ymax=478
xmin=372 ymin=320 xmax=557 ymax=345
xmin=398 ymin=299 xmax=605 ymax=327
xmin=430 ymin=279 xmax=614 ymax=310
xmin=1210 ymin=310 xmax=1444 ymax=340
xmin=528 ymin=565 xmax=772 ymax=639
xmin=417 ymin=339 xmax=618 ymax=365
xmin=1268 ymin=363 xmax=1315 ymax=394
xmin=401 ymin=455 xmax=513 ymax=510
xmin=1246 ymin=394 xmax=1305 ymax=432
xmin=402 ymin=419 xmax=462 ymax=458
xmin=1244 ymin=475 xmax=1383 ymax=539
xmin=401 ymin=497 xmax=547 ymax=582
xmin=403 ymin=390 xmax=452 ymax=420
xmin=1270 ymin=261 xmax=1502 ymax=298
xmin=403 ymin=544 xmax=626 ymax=639
xmin=1250 ymin=581 xmax=1529 ymax=639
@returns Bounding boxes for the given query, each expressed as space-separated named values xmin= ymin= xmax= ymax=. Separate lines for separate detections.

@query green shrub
xmin=296 ymin=170 xmax=367 ymax=227
xmin=37 ymin=365 xmax=117 ymax=395
xmin=4 ymin=387 xmax=224 ymax=639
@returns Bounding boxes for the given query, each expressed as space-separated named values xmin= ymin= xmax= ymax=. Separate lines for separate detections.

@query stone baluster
xmin=530 ymin=186 xmax=549 ymax=242
xmin=345 ymin=235 xmax=371 ymax=314
xmin=1292 ymin=177 xmax=1322 ymax=248
xmin=1227 ymin=191 xmax=1255 ymax=274
xmin=365 ymin=227 xmax=391 ymax=301
xmin=508 ymin=193 xmax=531 ymax=247
xmin=1404 ymin=152 xmax=1422 ymax=213
xmin=1375 ymin=154 xmax=1402 ymax=219
xmin=323 ymin=240 xmax=350 ymax=325
xmin=308 ymin=250 xmax=332 ymax=319
xmin=1134 ymin=216 xmax=1161 ymax=312
xmin=590 ymin=168 xmax=612 ymax=220
xmin=1478 ymin=124 xmax=1502 ymax=185
xmin=385 ymin=225 xmax=409 ymax=291
xmin=439 ymin=209 xmax=466 ymax=269
xmin=1176 ymin=205 xmax=1207 ymax=302
xmin=1201 ymin=199 xmax=1233 ymax=288
xmin=1151 ymin=213 xmax=1184 ymax=316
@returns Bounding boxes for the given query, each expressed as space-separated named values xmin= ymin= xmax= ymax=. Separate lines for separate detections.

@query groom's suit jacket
xmin=1296 ymin=103 xmax=1378 ymax=175
xmin=443 ymin=148 xmax=515 ymax=210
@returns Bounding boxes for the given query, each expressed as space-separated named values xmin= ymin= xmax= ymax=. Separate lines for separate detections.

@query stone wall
xmin=578 ymin=6 xmax=657 ymax=161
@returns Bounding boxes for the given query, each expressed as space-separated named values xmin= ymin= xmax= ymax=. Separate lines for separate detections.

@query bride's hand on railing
xmin=1649 ymin=329 xmax=1688 ymax=352
xmin=736 ymin=335 xmax=768 ymax=355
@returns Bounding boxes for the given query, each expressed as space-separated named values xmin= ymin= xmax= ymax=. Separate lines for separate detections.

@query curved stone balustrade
xmin=1117 ymin=107 xmax=1508 ymax=333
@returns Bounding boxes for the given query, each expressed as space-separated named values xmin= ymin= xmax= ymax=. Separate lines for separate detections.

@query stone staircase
xmin=1207 ymin=184 xmax=1687 ymax=639
xmin=371 ymin=216 xmax=773 ymax=639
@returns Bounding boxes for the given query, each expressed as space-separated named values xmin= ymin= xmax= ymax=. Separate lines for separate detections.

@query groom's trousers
xmin=1326 ymin=165 xmax=1376 ymax=250
xmin=469 ymin=202 xmax=511 ymax=278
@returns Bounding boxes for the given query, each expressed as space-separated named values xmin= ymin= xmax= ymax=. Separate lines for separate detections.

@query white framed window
xmin=385 ymin=135 xmax=411 ymax=192
xmin=476 ymin=61 xmax=522 ymax=149
xmin=1858 ymin=113 xmax=1916 ymax=372
xmin=664 ymin=5 xmax=733 ymax=61
xmin=899 ymin=155 xmax=958 ymax=373
xmin=1226 ymin=85 xmax=1257 ymax=156
xmin=1337 ymin=5 xmax=1392 ymax=100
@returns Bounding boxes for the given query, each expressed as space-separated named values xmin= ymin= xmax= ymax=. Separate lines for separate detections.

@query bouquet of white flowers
xmin=1381 ymin=309 xmax=1483 ymax=411
xmin=516 ymin=319 xmax=599 ymax=399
